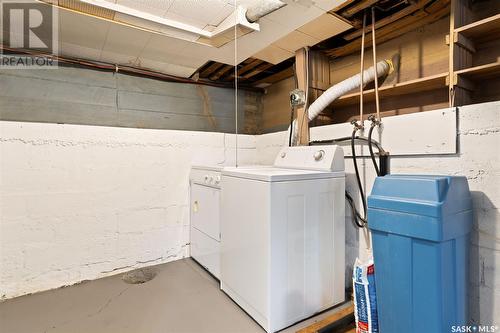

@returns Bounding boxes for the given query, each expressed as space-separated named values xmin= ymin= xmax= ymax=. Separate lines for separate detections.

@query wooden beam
xmin=295 ymin=48 xmax=310 ymax=146
xmin=343 ymin=0 xmax=433 ymax=41
xmin=209 ymin=65 xmax=234 ymax=81
xmin=224 ymin=59 xmax=263 ymax=81
xmin=211 ymin=57 xmax=255 ymax=81
xmin=453 ymin=32 xmax=476 ymax=53
xmin=454 ymin=13 xmax=500 ymax=39
xmin=449 ymin=0 xmax=473 ymax=106
xmin=331 ymin=0 xmax=357 ymax=13
xmin=328 ymin=11 xmax=359 ymax=29
xmin=241 ymin=62 xmax=274 ymax=79
xmin=340 ymin=0 xmax=379 ymax=19
xmin=253 ymin=66 xmax=294 ymax=85
xmin=325 ymin=0 xmax=450 ymax=58
xmin=199 ymin=62 xmax=225 ymax=78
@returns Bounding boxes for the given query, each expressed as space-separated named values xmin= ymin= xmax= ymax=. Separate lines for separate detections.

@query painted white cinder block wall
xmin=0 ymin=122 xmax=257 ymax=300
xmin=256 ymin=102 xmax=500 ymax=325
xmin=0 ymin=102 xmax=498 ymax=326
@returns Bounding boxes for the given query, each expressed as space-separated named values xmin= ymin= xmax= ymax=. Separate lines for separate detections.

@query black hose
xmin=351 ymin=127 xmax=368 ymax=223
xmin=309 ymin=128 xmax=388 ymax=228
xmin=368 ymin=124 xmax=380 ymax=176
xmin=345 ymin=192 xmax=367 ymax=228
xmin=310 ymin=136 xmax=385 ymax=154
xmin=288 ymin=106 xmax=294 ymax=147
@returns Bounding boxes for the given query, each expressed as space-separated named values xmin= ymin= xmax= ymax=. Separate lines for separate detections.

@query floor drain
xmin=122 ymin=268 xmax=157 ymax=284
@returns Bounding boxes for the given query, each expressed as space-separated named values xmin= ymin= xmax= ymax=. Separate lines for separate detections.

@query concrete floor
xmin=0 ymin=259 xmax=350 ymax=333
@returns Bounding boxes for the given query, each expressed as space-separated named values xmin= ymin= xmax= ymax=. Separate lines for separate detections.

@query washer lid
xmin=222 ymin=166 xmax=344 ymax=182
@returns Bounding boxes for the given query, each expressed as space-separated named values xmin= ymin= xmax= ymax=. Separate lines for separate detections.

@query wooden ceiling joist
xmin=343 ymin=0 xmax=434 ymax=41
xmin=225 ymin=58 xmax=263 ymax=81
xmin=192 ymin=0 xmax=453 ymax=88
xmin=331 ymin=0 xmax=358 ymax=13
xmin=199 ymin=62 xmax=225 ymax=78
xmin=209 ymin=65 xmax=233 ymax=81
xmin=325 ymin=0 xmax=450 ymax=58
xmin=254 ymin=66 xmax=294 ymax=85
xmin=340 ymin=0 xmax=380 ymax=18
xmin=242 ymin=62 xmax=275 ymax=80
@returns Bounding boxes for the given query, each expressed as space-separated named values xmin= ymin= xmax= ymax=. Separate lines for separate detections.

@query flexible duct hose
xmin=288 ymin=59 xmax=393 ymax=145
xmin=308 ymin=59 xmax=391 ymax=121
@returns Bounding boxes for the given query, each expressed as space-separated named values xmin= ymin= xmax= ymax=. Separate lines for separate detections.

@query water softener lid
xmin=367 ymin=175 xmax=472 ymax=218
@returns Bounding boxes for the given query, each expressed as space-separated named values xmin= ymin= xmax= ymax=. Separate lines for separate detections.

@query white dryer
xmin=190 ymin=166 xmax=222 ymax=279
xmin=220 ymin=145 xmax=345 ymax=333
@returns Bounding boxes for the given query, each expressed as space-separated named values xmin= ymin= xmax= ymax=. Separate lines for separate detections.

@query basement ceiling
xmin=44 ymin=0 xmax=352 ymax=77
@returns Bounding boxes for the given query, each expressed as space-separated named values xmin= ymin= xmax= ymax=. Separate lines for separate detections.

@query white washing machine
xmin=220 ymin=146 xmax=345 ymax=333
xmin=190 ymin=166 xmax=222 ymax=279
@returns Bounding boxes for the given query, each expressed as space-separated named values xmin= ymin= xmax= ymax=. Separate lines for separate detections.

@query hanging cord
xmin=371 ymin=7 xmax=381 ymax=122
xmin=345 ymin=10 xmax=369 ymax=228
xmin=359 ymin=10 xmax=367 ymax=126
xmin=234 ymin=2 xmax=239 ymax=167
xmin=368 ymin=7 xmax=382 ymax=177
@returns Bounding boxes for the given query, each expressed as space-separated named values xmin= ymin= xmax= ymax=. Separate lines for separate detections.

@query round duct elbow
xmin=245 ymin=0 xmax=286 ymax=23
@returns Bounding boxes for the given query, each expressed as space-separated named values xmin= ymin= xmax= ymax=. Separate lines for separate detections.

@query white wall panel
xmin=311 ymin=107 xmax=457 ymax=156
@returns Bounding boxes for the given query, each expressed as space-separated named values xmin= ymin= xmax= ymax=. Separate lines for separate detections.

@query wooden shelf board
xmin=456 ymin=61 xmax=500 ymax=80
xmin=333 ymin=72 xmax=449 ymax=107
xmin=454 ymin=14 xmax=500 ymax=42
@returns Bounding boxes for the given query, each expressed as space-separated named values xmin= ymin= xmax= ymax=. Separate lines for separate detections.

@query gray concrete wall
xmin=0 ymin=67 xmax=262 ymax=134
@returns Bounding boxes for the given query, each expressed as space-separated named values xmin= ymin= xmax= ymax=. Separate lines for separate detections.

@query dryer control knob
xmin=314 ymin=150 xmax=325 ymax=161
xmin=215 ymin=175 xmax=221 ymax=184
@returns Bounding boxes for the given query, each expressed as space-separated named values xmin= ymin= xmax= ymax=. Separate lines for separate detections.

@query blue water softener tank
xmin=367 ymin=175 xmax=473 ymax=333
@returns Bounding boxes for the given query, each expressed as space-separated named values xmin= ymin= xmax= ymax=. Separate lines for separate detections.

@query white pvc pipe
xmin=288 ymin=59 xmax=392 ymax=145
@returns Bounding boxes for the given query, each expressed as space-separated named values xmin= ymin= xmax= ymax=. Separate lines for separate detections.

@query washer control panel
xmin=274 ymin=145 xmax=344 ymax=172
